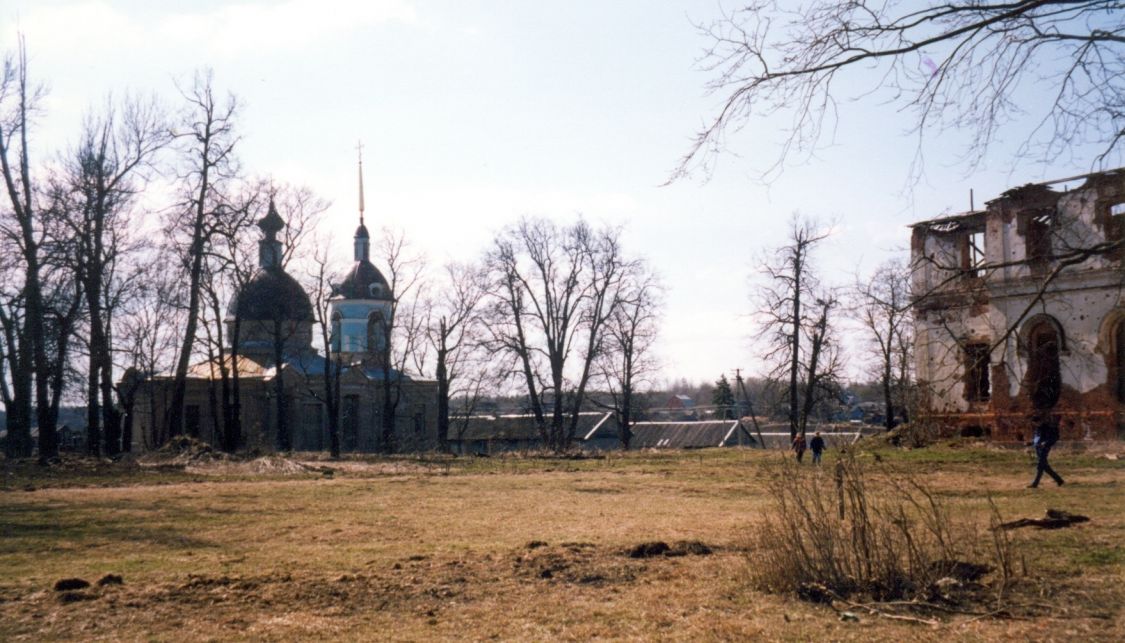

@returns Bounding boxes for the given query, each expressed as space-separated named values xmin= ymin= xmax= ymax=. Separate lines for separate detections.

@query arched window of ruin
xmin=1025 ymin=319 xmax=1062 ymax=410
xmin=1116 ymin=320 xmax=1125 ymax=403
xmin=963 ymin=342 xmax=991 ymax=402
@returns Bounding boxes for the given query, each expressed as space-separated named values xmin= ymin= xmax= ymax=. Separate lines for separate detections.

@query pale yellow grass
xmin=0 ymin=447 xmax=1122 ymax=641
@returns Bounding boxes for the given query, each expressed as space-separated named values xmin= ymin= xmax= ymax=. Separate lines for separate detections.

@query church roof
xmin=335 ymin=260 xmax=392 ymax=300
xmin=228 ymin=267 xmax=315 ymax=322
xmin=184 ymin=353 xmax=409 ymax=382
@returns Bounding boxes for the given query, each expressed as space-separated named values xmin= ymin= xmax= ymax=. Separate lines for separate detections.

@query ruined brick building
xmin=911 ymin=170 xmax=1124 ymax=442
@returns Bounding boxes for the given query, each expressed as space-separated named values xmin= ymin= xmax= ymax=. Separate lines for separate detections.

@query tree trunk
xmin=273 ymin=319 xmax=289 ymax=452
xmin=620 ymin=384 xmax=633 ymax=450
xmin=230 ymin=316 xmax=243 ymax=451
xmin=86 ymin=353 xmax=101 ymax=456
xmin=0 ymin=310 xmax=32 ymax=458
xmin=436 ymin=343 xmax=450 ymax=451
xmin=788 ymin=254 xmax=802 ymax=441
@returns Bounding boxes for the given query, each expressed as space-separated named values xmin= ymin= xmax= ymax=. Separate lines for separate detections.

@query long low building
xmin=446 ymin=414 xmax=863 ymax=453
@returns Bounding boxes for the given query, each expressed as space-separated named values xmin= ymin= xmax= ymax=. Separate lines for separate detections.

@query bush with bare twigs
xmin=749 ymin=453 xmax=1019 ymax=615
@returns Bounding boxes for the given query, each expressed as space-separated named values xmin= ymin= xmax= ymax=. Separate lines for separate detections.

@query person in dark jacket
xmin=809 ymin=431 xmax=826 ymax=464
xmin=1028 ymin=415 xmax=1064 ymax=488
xmin=792 ymin=434 xmax=807 ymax=463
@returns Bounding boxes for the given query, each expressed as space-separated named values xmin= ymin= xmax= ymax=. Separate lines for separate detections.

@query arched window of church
xmin=1115 ymin=319 xmax=1125 ymax=403
xmin=367 ymin=312 xmax=387 ymax=354
xmin=1026 ymin=319 xmax=1062 ymax=410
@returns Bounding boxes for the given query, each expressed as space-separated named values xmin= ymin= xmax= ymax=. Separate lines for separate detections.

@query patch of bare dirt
xmin=0 ymin=544 xmax=710 ymax=638
xmin=302 ymin=460 xmax=439 ymax=476
xmin=511 ymin=541 xmax=645 ymax=585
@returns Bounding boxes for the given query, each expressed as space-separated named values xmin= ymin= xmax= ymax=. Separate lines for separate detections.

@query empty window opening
xmin=1110 ymin=203 xmax=1125 ymax=243
xmin=1026 ymin=321 xmax=1062 ymax=410
xmin=960 ymin=425 xmax=988 ymax=438
xmin=964 ymin=343 xmax=991 ymax=402
xmin=961 ymin=230 xmax=986 ymax=278
xmin=1025 ymin=211 xmax=1053 ymax=264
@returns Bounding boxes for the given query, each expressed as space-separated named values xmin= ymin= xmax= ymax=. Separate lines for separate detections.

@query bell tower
xmin=328 ymin=143 xmax=394 ymax=364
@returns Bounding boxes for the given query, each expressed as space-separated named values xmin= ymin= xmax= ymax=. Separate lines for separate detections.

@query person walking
xmin=792 ymin=433 xmax=807 ymax=463
xmin=809 ymin=431 xmax=826 ymax=464
xmin=1028 ymin=414 xmax=1064 ymax=488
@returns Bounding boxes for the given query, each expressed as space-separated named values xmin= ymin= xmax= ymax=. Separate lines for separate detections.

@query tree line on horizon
xmin=0 ymin=40 xmax=915 ymax=463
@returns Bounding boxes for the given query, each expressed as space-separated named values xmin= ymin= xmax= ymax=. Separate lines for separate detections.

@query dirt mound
xmin=185 ymin=456 xmax=317 ymax=476
xmin=53 ymin=578 xmax=90 ymax=591
xmin=512 ymin=542 xmax=640 ymax=585
xmin=627 ymin=540 xmax=713 ymax=558
xmin=139 ymin=436 xmax=229 ymax=466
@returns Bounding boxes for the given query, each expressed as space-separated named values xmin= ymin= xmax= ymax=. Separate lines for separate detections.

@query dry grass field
xmin=1 ymin=443 xmax=1123 ymax=641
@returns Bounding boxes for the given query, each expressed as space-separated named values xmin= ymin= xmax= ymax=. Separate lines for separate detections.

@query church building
xmin=125 ymin=161 xmax=439 ymax=453
xmin=910 ymin=169 xmax=1124 ymax=442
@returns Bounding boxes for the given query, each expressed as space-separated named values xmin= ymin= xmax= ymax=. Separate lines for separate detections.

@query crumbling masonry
xmin=911 ymin=170 xmax=1124 ymax=442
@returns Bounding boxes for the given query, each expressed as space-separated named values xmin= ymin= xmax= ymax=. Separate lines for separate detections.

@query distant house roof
xmin=630 ymin=420 xmax=753 ymax=449
xmin=449 ymin=412 xmax=617 ymax=443
xmin=666 ymin=395 xmax=696 ymax=409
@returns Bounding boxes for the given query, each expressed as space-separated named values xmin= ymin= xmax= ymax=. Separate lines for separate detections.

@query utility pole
xmin=735 ymin=369 xmax=766 ymax=448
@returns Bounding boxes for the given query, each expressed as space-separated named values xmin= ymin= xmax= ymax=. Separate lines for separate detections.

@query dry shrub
xmin=750 ymin=453 xmax=1015 ymax=606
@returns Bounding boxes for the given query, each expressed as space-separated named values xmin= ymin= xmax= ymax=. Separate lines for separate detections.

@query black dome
xmin=228 ymin=268 xmax=314 ymax=322
xmin=336 ymin=260 xmax=392 ymax=300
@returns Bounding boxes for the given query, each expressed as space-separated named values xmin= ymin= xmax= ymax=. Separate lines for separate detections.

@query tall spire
xmin=354 ymin=142 xmax=371 ymax=262
xmin=357 ymin=140 xmax=365 ymax=226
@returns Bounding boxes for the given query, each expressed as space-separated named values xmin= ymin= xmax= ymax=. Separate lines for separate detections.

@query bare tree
xmin=483 ymin=217 xmax=632 ymax=452
xmin=38 ymin=252 xmax=84 ymax=437
xmin=796 ymin=294 xmax=843 ymax=437
xmin=598 ymin=264 xmax=662 ymax=450
xmin=165 ymin=70 xmax=240 ymax=441
xmin=195 ymin=181 xmax=270 ymax=452
xmin=424 ymin=261 xmax=486 ymax=451
xmin=301 ymin=242 xmax=343 ymax=458
xmin=0 ymin=39 xmax=59 ymax=461
xmin=0 ymin=240 xmax=32 ymax=457
xmin=373 ymin=228 xmax=427 ymax=452
xmin=54 ymin=96 xmax=167 ymax=456
xmin=852 ymin=258 xmax=914 ymax=430
xmin=755 ymin=215 xmax=837 ymax=439
xmin=678 ymin=1 xmax=1125 ymax=181
xmin=116 ymin=261 xmax=184 ymax=451
xmin=446 ymin=366 xmax=494 ymax=448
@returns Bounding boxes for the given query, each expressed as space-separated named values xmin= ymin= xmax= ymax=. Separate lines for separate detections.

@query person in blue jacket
xmin=809 ymin=431 xmax=826 ymax=464
xmin=1028 ymin=414 xmax=1064 ymax=488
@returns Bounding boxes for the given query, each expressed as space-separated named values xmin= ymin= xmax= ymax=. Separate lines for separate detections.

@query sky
xmin=0 ymin=0 xmax=1111 ymax=386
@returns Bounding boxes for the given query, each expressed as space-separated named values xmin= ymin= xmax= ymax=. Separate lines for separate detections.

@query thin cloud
xmin=7 ymin=0 xmax=418 ymax=59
